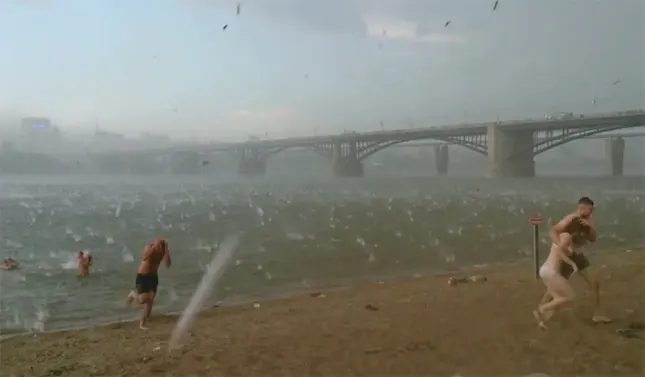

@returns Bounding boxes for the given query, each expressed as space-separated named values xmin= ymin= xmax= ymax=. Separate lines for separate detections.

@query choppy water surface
xmin=0 ymin=175 xmax=643 ymax=335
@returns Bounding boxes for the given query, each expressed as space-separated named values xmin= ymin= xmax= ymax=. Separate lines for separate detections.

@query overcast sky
xmin=1 ymin=0 xmax=643 ymax=140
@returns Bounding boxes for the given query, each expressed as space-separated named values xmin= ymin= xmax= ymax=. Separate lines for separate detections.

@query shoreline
xmin=0 ymin=252 xmax=547 ymax=339
xmin=2 ymin=244 xmax=642 ymax=340
xmin=2 ymin=247 xmax=644 ymax=376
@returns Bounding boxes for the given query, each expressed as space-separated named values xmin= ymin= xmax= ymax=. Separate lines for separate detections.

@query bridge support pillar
xmin=331 ymin=141 xmax=364 ymax=177
xmin=605 ymin=136 xmax=625 ymax=177
xmin=487 ymin=126 xmax=535 ymax=177
xmin=238 ymin=148 xmax=267 ymax=175
xmin=434 ymin=144 xmax=449 ymax=175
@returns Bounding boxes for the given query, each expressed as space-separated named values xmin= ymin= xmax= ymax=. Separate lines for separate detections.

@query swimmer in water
xmin=533 ymin=218 xmax=588 ymax=329
xmin=76 ymin=251 xmax=93 ymax=276
xmin=0 ymin=258 xmax=19 ymax=270
xmin=126 ymin=239 xmax=172 ymax=330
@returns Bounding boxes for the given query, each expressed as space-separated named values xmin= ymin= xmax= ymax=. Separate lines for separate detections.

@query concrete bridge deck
xmin=206 ymin=111 xmax=644 ymax=151
xmin=182 ymin=111 xmax=644 ymax=178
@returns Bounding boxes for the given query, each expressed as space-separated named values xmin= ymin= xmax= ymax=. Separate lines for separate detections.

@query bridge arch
xmin=259 ymin=146 xmax=292 ymax=159
xmin=257 ymin=136 xmax=488 ymax=161
xmin=356 ymin=136 xmax=487 ymax=161
xmin=533 ymin=124 xmax=643 ymax=155
xmin=308 ymin=145 xmax=334 ymax=159
xmin=260 ymin=145 xmax=331 ymax=160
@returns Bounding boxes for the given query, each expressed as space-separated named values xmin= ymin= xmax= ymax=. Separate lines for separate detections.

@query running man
xmin=76 ymin=251 xmax=93 ymax=276
xmin=545 ymin=196 xmax=604 ymax=319
xmin=549 ymin=197 xmax=596 ymax=246
xmin=126 ymin=239 xmax=171 ymax=330
xmin=534 ymin=219 xmax=585 ymax=329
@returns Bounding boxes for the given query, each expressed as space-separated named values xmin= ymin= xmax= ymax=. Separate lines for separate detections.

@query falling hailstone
xmin=168 ymin=234 xmax=241 ymax=351
xmin=31 ymin=307 xmax=49 ymax=333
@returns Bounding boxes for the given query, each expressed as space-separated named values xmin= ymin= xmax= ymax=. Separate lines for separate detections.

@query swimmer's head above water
xmin=2 ymin=258 xmax=19 ymax=270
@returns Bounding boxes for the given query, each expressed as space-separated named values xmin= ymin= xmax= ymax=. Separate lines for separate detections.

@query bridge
xmin=386 ymin=131 xmax=645 ymax=148
xmin=106 ymin=111 xmax=645 ymax=177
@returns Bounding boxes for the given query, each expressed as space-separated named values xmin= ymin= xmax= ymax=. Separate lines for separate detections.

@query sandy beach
xmin=2 ymin=248 xmax=644 ymax=377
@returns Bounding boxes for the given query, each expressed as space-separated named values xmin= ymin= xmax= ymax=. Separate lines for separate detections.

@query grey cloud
xmin=4 ymin=0 xmax=644 ymax=137
xmin=132 ymin=0 xmax=645 ymax=131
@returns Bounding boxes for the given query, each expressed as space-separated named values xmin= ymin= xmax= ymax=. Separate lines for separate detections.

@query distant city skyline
xmin=1 ymin=0 xmax=643 ymax=141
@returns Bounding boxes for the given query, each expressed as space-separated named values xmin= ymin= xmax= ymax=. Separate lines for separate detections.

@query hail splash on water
xmin=30 ymin=302 xmax=50 ymax=333
xmin=121 ymin=246 xmax=134 ymax=263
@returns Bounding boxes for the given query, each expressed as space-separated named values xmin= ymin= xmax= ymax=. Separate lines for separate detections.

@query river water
xmin=0 ymin=175 xmax=643 ymax=335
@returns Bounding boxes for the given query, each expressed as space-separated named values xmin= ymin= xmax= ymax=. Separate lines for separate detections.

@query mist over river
xmin=0 ymin=174 xmax=643 ymax=335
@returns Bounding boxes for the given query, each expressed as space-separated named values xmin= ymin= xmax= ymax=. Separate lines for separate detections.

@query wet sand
xmin=2 ymin=248 xmax=644 ymax=377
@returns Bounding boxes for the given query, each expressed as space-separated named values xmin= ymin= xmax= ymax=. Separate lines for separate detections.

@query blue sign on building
xmin=21 ymin=117 xmax=52 ymax=130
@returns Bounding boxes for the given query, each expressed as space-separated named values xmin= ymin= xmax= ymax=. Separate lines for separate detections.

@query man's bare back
xmin=137 ymin=240 xmax=171 ymax=275
xmin=127 ymin=239 xmax=171 ymax=330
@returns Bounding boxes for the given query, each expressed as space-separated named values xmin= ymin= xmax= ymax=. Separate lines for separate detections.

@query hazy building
xmin=19 ymin=117 xmax=62 ymax=152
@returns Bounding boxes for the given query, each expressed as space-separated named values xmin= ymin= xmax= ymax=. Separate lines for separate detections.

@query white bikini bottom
xmin=539 ymin=264 xmax=559 ymax=279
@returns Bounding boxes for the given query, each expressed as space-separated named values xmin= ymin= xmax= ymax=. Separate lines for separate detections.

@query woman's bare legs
xmin=534 ymin=289 xmax=556 ymax=330
xmin=534 ymin=275 xmax=575 ymax=329
xmin=539 ymin=291 xmax=553 ymax=306
xmin=537 ymin=276 xmax=575 ymax=327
